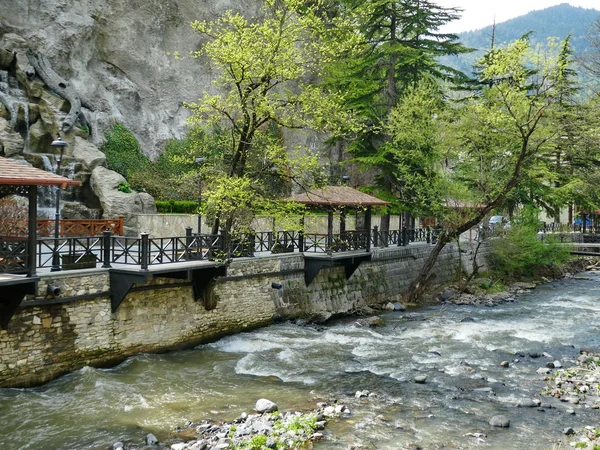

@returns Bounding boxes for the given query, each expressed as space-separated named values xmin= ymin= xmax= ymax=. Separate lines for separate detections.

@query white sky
xmin=435 ymin=0 xmax=600 ymax=33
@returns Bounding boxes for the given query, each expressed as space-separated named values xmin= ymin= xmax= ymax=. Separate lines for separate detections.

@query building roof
xmin=292 ymin=185 xmax=390 ymax=207
xmin=0 ymin=157 xmax=80 ymax=188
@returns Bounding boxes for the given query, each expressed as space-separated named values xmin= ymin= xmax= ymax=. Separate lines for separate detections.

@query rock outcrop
xmin=0 ymin=0 xmax=256 ymax=157
xmin=90 ymin=166 xmax=156 ymax=235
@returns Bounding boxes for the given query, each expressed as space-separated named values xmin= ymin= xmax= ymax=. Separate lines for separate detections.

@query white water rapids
xmin=1 ymin=272 xmax=599 ymax=449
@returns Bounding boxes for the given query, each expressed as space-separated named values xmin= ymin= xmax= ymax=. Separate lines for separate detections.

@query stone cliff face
xmin=0 ymin=0 xmax=254 ymax=157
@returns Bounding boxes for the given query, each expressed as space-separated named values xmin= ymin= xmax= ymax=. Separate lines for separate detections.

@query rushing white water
xmin=1 ymin=273 xmax=599 ymax=449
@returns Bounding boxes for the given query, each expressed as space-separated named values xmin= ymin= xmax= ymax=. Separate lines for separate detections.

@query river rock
xmin=355 ymin=316 xmax=384 ymax=328
xmin=145 ymin=433 xmax=159 ymax=445
xmin=500 ymin=361 xmax=510 ymax=368
xmin=563 ymin=427 xmax=575 ymax=435
xmin=307 ymin=311 xmax=331 ymax=324
xmin=255 ymin=398 xmax=278 ymax=413
xmin=112 ymin=442 xmax=124 ymax=450
xmin=440 ymin=288 xmax=456 ymax=301
xmin=414 ymin=375 xmax=427 ymax=384
xmin=518 ymin=399 xmax=539 ymax=408
xmin=460 ymin=317 xmax=475 ymax=323
xmin=536 ymin=367 xmax=551 ymax=374
xmin=489 ymin=415 xmax=510 ymax=428
xmin=355 ymin=390 xmax=369 ymax=398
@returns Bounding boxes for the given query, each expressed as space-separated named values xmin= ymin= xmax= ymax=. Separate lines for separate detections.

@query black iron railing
xmin=0 ymin=236 xmax=28 ymax=274
xmin=1 ymin=226 xmax=440 ymax=272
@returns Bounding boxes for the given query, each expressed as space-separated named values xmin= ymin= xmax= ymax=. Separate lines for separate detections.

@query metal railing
xmin=1 ymin=226 xmax=439 ymax=272
xmin=0 ymin=236 xmax=28 ymax=274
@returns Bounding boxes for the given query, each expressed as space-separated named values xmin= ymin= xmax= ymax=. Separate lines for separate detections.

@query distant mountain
xmin=441 ymin=3 xmax=600 ymax=77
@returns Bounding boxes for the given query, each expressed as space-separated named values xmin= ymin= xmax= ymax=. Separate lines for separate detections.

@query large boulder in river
xmin=90 ymin=166 xmax=156 ymax=236
xmin=489 ymin=415 xmax=510 ymax=428
xmin=255 ymin=398 xmax=278 ymax=413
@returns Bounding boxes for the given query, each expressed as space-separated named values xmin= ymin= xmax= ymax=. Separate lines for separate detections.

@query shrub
xmin=155 ymin=200 xmax=198 ymax=214
xmin=117 ymin=181 xmax=131 ymax=193
xmin=487 ymin=207 xmax=571 ymax=280
xmin=101 ymin=122 xmax=150 ymax=187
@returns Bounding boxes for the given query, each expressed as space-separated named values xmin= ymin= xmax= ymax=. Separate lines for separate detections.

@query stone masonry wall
xmin=0 ymin=243 xmax=476 ymax=387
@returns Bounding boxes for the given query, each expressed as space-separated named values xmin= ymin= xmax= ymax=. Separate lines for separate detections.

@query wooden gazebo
xmin=0 ymin=156 xmax=80 ymax=329
xmin=293 ymin=185 xmax=389 ymax=252
xmin=293 ymin=185 xmax=389 ymax=285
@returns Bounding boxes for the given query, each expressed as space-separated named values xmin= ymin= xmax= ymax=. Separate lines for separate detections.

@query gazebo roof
xmin=0 ymin=157 xmax=80 ymax=188
xmin=293 ymin=185 xmax=390 ymax=207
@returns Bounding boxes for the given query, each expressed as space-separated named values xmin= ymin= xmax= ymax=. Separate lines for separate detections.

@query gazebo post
xmin=327 ymin=208 xmax=334 ymax=251
xmin=340 ymin=208 xmax=346 ymax=234
xmin=298 ymin=215 xmax=305 ymax=252
xmin=365 ymin=205 xmax=372 ymax=252
xmin=27 ymin=185 xmax=37 ymax=277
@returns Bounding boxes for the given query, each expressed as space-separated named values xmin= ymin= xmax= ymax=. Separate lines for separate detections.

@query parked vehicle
xmin=489 ymin=215 xmax=509 ymax=229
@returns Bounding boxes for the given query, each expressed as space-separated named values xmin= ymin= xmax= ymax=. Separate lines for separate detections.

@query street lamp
xmin=341 ymin=175 xmax=350 ymax=185
xmin=195 ymin=157 xmax=205 ymax=235
xmin=50 ymin=137 xmax=68 ymax=271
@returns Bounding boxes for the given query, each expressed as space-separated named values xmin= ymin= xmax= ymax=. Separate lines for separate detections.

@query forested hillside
xmin=442 ymin=3 xmax=600 ymax=76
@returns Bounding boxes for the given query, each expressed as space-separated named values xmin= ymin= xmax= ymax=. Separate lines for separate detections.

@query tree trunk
xmin=26 ymin=51 xmax=94 ymax=132
xmin=404 ymin=232 xmax=451 ymax=302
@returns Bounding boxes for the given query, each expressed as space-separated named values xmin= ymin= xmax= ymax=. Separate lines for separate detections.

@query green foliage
xmin=325 ymin=0 xmax=471 ymax=209
xmin=230 ymin=412 xmax=318 ymax=449
xmin=101 ymin=122 xmax=150 ymax=190
xmin=117 ymin=181 xmax=131 ymax=193
xmin=178 ymin=0 xmax=355 ymax=232
xmin=131 ymin=127 xmax=223 ymax=201
xmin=234 ymin=433 xmax=267 ymax=450
xmin=488 ymin=207 xmax=571 ymax=280
xmin=155 ymin=200 xmax=198 ymax=214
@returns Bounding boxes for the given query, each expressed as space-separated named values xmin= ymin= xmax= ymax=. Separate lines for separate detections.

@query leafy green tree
xmin=183 ymin=0 xmax=359 ymax=233
xmin=581 ymin=15 xmax=600 ymax=80
xmin=401 ymin=36 xmax=580 ymax=302
xmin=488 ymin=206 xmax=571 ymax=280
xmin=326 ymin=0 xmax=470 ymax=228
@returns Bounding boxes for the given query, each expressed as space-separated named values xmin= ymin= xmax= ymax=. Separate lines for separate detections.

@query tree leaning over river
xmin=401 ymin=35 xmax=593 ymax=302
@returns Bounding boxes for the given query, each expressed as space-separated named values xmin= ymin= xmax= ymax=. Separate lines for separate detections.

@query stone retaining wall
xmin=0 ymin=242 xmax=485 ymax=387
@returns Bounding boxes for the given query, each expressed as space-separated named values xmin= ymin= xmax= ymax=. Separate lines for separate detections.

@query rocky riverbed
xmin=541 ymin=350 xmax=600 ymax=449
xmin=110 ymin=396 xmax=366 ymax=450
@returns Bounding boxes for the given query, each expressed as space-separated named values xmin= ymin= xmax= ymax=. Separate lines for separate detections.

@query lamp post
xmin=341 ymin=175 xmax=350 ymax=185
xmin=195 ymin=157 xmax=205 ymax=235
xmin=50 ymin=137 xmax=68 ymax=272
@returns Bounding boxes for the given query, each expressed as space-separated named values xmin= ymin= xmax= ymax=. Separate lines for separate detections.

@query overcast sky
xmin=435 ymin=0 xmax=600 ymax=33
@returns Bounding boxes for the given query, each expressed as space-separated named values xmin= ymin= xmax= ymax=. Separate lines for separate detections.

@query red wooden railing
xmin=2 ymin=217 xmax=124 ymax=237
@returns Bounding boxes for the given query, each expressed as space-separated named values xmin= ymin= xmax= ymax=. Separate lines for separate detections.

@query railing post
xmin=185 ymin=227 xmax=192 ymax=260
xmin=373 ymin=225 xmax=379 ymax=248
xmin=402 ymin=226 xmax=408 ymax=246
xmin=298 ymin=229 xmax=304 ymax=252
xmin=102 ymin=230 xmax=112 ymax=268
xmin=426 ymin=227 xmax=431 ymax=244
xmin=220 ymin=228 xmax=230 ymax=258
xmin=140 ymin=232 xmax=149 ymax=270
